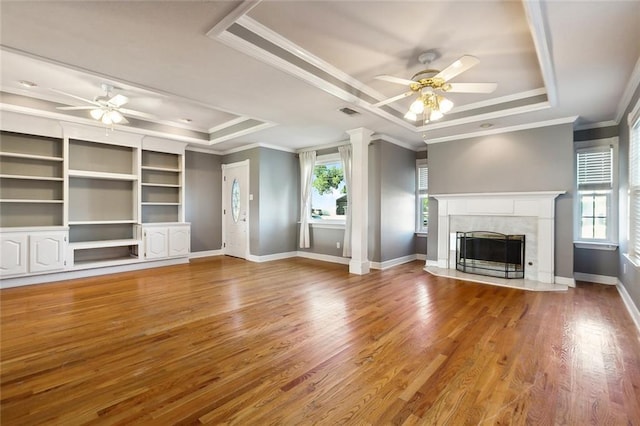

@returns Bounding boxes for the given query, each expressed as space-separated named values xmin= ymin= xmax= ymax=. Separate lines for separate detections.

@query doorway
xmin=222 ymin=160 xmax=249 ymax=259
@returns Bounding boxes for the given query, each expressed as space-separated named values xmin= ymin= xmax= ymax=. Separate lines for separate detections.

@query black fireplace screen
xmin=456 ymin=231 xmax=525 ymax=279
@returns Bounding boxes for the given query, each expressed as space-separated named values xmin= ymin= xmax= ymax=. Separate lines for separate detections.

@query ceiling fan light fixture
xmin=404 ymin=111 xmax=418 ymax=121
xmin=438 ymin=96 xmax=454 ymax=113
xmin=90 ymin=108 xmax=104 ymax=120
xmin=429 ymin=109 xmax=444 ymax=121
xmin=409 ymin=97 xmax=425 ymax=114
xmin=109 ymin=110 xmax=125 ymax=124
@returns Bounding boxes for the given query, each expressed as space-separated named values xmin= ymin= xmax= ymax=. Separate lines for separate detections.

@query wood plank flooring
xmin=1 ymin=257 xmax=639 ymax=425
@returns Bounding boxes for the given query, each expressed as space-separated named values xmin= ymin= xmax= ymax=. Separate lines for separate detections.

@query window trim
xmin=308 ymin=152 xmax=346 ymax=225
xmin=628 ymin=100 xmax=640 ymax=263
xmin=573 ymin=138 xmax=618 ymax=247
xmin=416 ymin=159 xmax=428 ymax=234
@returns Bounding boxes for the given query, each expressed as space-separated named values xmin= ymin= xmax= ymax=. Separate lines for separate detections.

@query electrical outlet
xmin=336 ymin=242 xmax=341 ymax=249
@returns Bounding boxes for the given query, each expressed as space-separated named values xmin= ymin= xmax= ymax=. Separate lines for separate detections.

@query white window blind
xmin=630 ymin=118 xmax=640 ymax=257
xmin=577 ymin=147 xmax=613 ymax=190
xmin=418 ymin=165 xmax=428 ymax=193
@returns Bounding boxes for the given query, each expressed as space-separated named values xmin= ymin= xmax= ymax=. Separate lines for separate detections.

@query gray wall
xmin=426 ymin=124 xmax=575 ymax=279
xmin=257 ymin=147 xmax=298 ymax=256
xmin=573 ymin=125 xmax=620 ymax=278
xmin=617 ymin=83 xmax=640 ymax=311
xmin=223 ymin=147 xmax=298 ymax=257
xmin=185 ymin=150 xmax=222 ymax=252
xmin=378 ymin=140 xmax=417 ymax=262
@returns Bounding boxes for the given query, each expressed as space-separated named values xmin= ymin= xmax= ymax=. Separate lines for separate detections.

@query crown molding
xmin=185 ymin=145 xmax=224 ymax=155
xmin=573 ymin=120 xmax=619 ymax=131
xmin=372 ymin=133 xmax=418 ymax=151
xmin=209 ymin=121 xmax=277 ymax=145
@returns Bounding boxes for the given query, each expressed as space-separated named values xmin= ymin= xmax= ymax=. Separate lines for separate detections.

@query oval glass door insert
xmin=231 ymin=178 xmax=240 ymax=222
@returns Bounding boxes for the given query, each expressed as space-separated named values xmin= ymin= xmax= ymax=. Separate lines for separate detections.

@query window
xmin=575 ymin=139 xmax=617 ymax=244
xmin=310 ymin=153 xmax=346 ymax=222
xmin=630 ymin=108 xmax=640 ymax=259
xmin=416 ymin=161 xmax=428 ymax=233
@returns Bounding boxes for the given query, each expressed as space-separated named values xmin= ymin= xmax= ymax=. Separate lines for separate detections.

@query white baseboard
xmin=370 ymin=254 xmax=418 ymax=270
xmin=574 ymin=272 xmax=617 ymax=285
xmin=416 ymin=254 xmax=427 ymax=261
xmin=296 ymin=251 xmax=350 ymax=265
xmin=189 ymin=249 xmax=223 ymax=259
xmin=0 ymin=257 xmax=189 ymax=289
xmin=426 ymin=259 xmax=439 ymax=268
xmin=617 ymin=280 xmax=640 ymax=333
xmin=247 ymin=251 xmax=298 ymax=263
xmin=555 ymin=276 xmax=576 ymax=287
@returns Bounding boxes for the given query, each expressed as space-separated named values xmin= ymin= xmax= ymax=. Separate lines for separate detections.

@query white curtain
xmin=338 ymin=145 xmax=352 ymax=257
xmin=299 ymin=150 xmax=316 ymax=248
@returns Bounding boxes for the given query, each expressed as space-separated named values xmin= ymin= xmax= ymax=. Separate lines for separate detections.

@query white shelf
xmin=68 ymin=220 xmax=137 ymax=225
xmin=0 ymin=174 xmax=63 ymax=181
xmin=141 ymin=165 xmax=180 ymax=172
xmin=141 ymin=202 xmax=180 ymax=206
xmin=0 ymin=152 xmax=63 ymax=162
xmin=69 ymin=169 xmax=138 ymax=181
xmin=141 ymin=182 xmax=181 ymax=188
xmin=0 ymin=199 xmax=63 ymax=203
xmin=69 ymin=239 xmax=141 ymax=250
xmin=71 ymin=256 xmax=141 ymax=270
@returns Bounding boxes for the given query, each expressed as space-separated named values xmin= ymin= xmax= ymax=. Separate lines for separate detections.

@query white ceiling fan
xmin=53 ymin=83 xmax=156 ymax=125
xmin=374 ymin=52 xmax=497 ymax=123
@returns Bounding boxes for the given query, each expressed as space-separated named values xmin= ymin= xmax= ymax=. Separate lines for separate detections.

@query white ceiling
xmin=1 ymin=0 xmax=638 ymax=152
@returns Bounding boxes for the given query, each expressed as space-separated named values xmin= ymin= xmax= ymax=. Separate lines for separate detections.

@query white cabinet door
xmin=169 ymin=225 xmax=190 ymax=257
xmin=145 ymin=228 xmax=169 ymax=259
xmin=29 ymin=232 xmax=66 ymax=273
xmin=0 ymin=233 xmax=28 ymax=277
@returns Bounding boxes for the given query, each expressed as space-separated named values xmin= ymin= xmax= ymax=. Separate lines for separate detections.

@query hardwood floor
xmin=1 ymin=257 xmax=639 ymax=425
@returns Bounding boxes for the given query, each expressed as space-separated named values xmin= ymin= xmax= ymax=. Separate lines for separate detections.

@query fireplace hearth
xmin=456 ymin=231 xmax=525 ymax=279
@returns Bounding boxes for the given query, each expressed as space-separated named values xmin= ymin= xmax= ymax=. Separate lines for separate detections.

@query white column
xmin=346 ymin=127 xmax=373 ymax=275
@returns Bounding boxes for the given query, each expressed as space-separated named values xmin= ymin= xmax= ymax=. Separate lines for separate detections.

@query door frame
xmin=221 ymin=160 xmax=250 ymax=259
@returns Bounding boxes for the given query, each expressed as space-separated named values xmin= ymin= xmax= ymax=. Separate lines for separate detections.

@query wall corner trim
xmin=555 ymin=276 xmax=576 ymax=288
xmin=573 ymin=272 xmax=617 ymax=285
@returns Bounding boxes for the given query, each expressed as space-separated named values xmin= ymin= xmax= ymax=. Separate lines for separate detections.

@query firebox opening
xmin=456 ymin=231 xmax=525 ymax=279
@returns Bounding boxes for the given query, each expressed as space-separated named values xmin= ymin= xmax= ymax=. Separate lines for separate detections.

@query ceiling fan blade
xmin=119 ymin=107 xmax=158 ymax=121
xmin=108 ymin=94 xmax=129 ymax=107
xmin=50 ymin=88 xmax=100 ymax=106
xmin=56 ymin=106 xmax=95 ymax=111
xmin=119 ymin=116 xmax=130 ymax=124
xmin=375 ymin=75 xmax=416 ymax=86
xmin=435 ymin=55 xmax=480 ymax=82
xmin=446 ymin=82 xmax=497 ymax=93
xmin=372 ymin=91 xmax=413 ymax=107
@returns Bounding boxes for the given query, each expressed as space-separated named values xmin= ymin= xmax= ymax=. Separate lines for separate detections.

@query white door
xmin=29 ymin=232 xmax=66 ymax=273
xmin=222 ymin=160 xmax=249 ymax=259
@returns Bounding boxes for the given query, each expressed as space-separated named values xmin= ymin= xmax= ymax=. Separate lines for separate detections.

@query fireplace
xmin=456 ymin=231 xmax=525 ymax=279
xmin=426 ymin=191 xmax=565 ymax=286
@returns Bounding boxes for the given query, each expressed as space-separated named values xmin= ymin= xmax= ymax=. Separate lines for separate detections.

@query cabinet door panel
xmin=0 ymin=234 xmax=28 ymax=276
xmin=169 ymin=226 xmax=190 ymax=257
xmin=145 ymin=228 xmax=168 ymax=259
xmin=29 ymin=232 xmax=66 ymax=273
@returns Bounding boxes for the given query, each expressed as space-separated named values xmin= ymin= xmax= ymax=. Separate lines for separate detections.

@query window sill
xmin=308 ymin=221 xmax=345 ymax=230
xmin=574 ymin=241 xmax=618 ymax=251
xmin=623 ymin=252 xmax=640 ymax=268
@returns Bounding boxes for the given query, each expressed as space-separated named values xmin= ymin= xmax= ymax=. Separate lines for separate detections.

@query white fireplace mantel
xmin=428 ymin=191 xmax=565 ymax=285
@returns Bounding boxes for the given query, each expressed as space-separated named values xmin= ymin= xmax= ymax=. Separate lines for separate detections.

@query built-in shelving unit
xmin=1 ymin=118 xmax=191 ymax=284
xmin=0 ymin=131 xmax=65 ymax=227
xmin=66 ymin=138 xmax=141 ymax=268
xmin=141 ymin=150 xmax=183 ymax=223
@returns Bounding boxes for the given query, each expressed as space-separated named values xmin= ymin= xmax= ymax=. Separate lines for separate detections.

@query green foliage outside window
xmin=313 ymin=165 xmax=345 ymax=195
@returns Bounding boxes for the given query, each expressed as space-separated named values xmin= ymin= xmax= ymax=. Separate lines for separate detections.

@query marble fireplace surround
xmin=425 ymin=191 xmax=567 ymax=291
